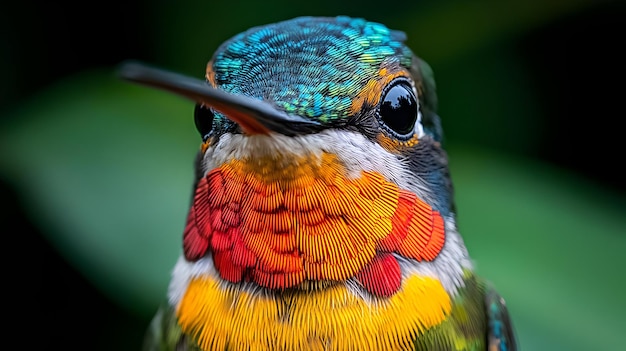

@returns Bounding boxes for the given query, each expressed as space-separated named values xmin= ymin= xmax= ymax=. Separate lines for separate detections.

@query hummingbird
xmin=120 ymin=15 xmax=516 ymax=351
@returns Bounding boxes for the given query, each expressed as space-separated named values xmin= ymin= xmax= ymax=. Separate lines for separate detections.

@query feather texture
xmin=121 ymin=15 xmax=517 ymax=351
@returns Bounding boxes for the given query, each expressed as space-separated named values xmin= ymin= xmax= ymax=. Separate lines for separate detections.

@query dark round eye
xmin=194 ymin=103 xmax=214 ymax=140
xmin=379 ymin=83 xmax=418 ymax=136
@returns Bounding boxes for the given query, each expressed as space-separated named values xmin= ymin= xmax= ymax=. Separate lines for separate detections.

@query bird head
xmin=120 ymin=16 xmax=458 ymax=298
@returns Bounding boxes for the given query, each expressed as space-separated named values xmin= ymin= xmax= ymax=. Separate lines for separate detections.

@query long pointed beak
xmin=118 ymin=61 xmax=321 ymax=136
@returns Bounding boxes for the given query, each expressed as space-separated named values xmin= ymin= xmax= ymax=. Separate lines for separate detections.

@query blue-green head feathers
xmin=210 ymin=16 xmax=414 ymax=124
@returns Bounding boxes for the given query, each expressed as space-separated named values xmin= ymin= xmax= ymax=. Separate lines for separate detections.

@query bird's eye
xmin=378 ymin=82 xmax=419 ymax=137
xmin=194 ymin=103 xmax=215 ymax=140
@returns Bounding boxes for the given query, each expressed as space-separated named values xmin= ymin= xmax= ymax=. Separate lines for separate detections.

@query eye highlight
xmin=194 ymin=103 xmax=215 ymax=140
xmin=378 ymin=82 xmax=419 ymax=138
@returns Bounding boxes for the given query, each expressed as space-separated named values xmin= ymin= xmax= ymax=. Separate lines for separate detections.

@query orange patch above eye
xmin=182 ymin=153 xmax=445 ymax=296
xmin=350 ymin=66 xmax=411 ymax=115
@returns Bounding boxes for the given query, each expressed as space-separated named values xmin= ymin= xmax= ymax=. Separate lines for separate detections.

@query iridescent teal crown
xmin=211 ymin=16 xmax=414 ymax=123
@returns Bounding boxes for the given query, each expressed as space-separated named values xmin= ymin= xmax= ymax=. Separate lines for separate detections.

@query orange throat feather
xmin=182 ymin=151 xmax=445 ymax=297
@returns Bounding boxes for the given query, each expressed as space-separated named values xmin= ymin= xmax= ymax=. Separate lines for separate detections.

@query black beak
xmin=118 ymin=61 xmax=321 ymax=136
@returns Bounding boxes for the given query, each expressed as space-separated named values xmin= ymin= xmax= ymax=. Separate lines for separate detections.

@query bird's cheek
xmin=200 ymin=139 xmax=211 ymax=153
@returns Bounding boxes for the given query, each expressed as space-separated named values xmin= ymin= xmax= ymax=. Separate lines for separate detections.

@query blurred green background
xmin=1 ymin=0 xmax=624 ymax=350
